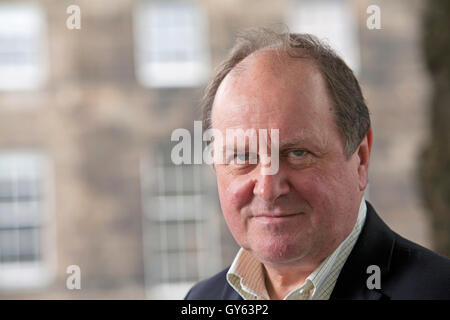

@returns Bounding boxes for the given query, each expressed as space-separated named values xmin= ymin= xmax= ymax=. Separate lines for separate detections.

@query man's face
xmin=211 ymin=50 xmax=369 ymax=268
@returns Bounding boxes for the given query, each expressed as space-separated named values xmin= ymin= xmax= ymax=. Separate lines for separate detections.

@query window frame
xmin=140 ymin=149 xmax=222 ymax=299
xmin=133 ymin=0 xmax=210 ymax=88
xmin=0 ymin=3 xmax=48 ymax=91
xmin=0 ymin=151 xmax=56 ymax=290
xmin=286 ymin=0 xmax=360 ymax=75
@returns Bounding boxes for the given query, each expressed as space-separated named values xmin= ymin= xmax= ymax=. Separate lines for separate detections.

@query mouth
xmin=251 ymin=212 xmax=305 ymax=222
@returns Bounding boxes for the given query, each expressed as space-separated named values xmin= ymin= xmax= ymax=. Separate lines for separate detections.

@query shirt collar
xmin=227 ymin=197 xmax=367 ymax=300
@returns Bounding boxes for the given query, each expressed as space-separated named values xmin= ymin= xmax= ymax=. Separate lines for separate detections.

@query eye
xmin=287 ymin=149 xmax=307 ymax=158
xmin=234 ymin=153 xmax=258 ymax=164
xmin=235 ymin=154 xmax=248 ymax=162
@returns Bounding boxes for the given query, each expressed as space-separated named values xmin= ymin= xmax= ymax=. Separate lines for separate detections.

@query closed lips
xmin=252 ymin=212 xmax=303 ymax=218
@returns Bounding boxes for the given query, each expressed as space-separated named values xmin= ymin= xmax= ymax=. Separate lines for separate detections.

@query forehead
xmin=211 ymin=50 xmax=337 ymax=144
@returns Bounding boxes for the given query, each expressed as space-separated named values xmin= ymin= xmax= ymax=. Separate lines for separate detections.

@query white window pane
xmin=0 ymin=181 xmax=13 ymax=199
xmin=287 ymin=0 xmax=360 ymax=74
xmin=0 ymin=228 xmax=39 ymax=263
xmin=18 ymin=228 xmax=40 ymax=262
xmin=0 ymin=3 xmax=47 ymax=90
xmin=16 ymin=178 xmax=41 ymax=200
xmin=141 ymin=149 xmax=222 ymax=295
xmin=0 ymin=152 xmax=43 ymax=180
xmin=0 ymin=201 xmax=41 ymax=228
xmin=0 ymin=153 xmax=43 ymax=263
xmin=154 ymin=165 xmax=200 ymax=195
xmin=0 ymin=151 xmax=52 ymax=290
xmin=184 ymin=250 xmax=199 ymax=280
xmin=164 ymin=221 xmax=199 ymax=252
xmin=0 ymin=230 xmax=18 ymax=261
xmin=151 ymin=195 xmax=203 ymax=221
xmin=166 ymin=252 xmax=181 ymax=281
xmin=163 ymin=251 xmax=198 ymax=282
xmin=134 ymin=0 xmax=210 ymax=87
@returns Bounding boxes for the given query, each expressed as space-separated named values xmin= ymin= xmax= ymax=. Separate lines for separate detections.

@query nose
xmin=253 ymin=166 xmax=290 ymax=203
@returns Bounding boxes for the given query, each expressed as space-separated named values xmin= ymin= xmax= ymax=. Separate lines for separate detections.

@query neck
xmin=260 ymin=236 xmax=340 ymax=299
xmin=263 ymin=262 xmax=319 ymax=300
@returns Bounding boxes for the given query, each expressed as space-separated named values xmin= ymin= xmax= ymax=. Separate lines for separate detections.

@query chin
xmin=249 ymin=236 xmax=311 ymax=265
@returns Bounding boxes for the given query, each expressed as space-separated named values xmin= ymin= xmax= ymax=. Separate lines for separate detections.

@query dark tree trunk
xmin=420 ymin=0 xmax=450 ymax=257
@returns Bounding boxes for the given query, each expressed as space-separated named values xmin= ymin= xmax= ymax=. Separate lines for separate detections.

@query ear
xmin=356 ymin=128 xmax=373 ymax=191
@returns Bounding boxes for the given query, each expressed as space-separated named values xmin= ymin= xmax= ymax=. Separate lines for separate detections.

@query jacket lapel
xmin=330 ymin=201 xmax=395 ymax=300
xmin=221 ymin=281 xmax=243 ymax=300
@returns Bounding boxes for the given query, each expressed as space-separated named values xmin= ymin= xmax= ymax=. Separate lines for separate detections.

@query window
xmin=0 ymin=152 xmax=54 ymax=289
xmin=133 ymin=0 xmax=210 ymax=88
xmin=287 ymin=0 xmax=360 ymax=74
xmin=0 ymin=3 xmax=47 ymax=90
xmin=140 ymin=147 xmax=222 ymax=299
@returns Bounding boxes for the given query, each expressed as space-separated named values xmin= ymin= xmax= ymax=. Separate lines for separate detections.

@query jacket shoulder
xmin=185 ymin=267 xmax=238 ymax=300
xmin=332 ymin=201 xmax=450 ymax=300
xmin=386 ymin=233 xmax=450 ymax=299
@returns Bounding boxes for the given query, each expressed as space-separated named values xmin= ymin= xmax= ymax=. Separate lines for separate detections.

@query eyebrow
xmin=278 ymin=128 xmax=321 ymax=148
xmin=218 ymin=136 xmax=314 ymax=153
xmin=279 ymin=138 xmax=310 ymax=150
xmin=220 ymin=142 xmax=258 ymax=153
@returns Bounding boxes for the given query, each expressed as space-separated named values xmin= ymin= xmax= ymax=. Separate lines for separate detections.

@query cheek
xmin=295 ymin=157 xmax=358 ymax=194
xmin=289 ymin=169 xmax=333 ymax=206
xmin=216 ymin=169 xmax=255 ymax=241
xmin=289 ymin=164 xmax=358 ymax=224
xmin=216 ymin=168 xmax=255 ymax=209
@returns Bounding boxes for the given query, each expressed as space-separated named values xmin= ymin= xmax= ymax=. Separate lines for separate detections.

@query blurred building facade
xmin=0 ymin=0 xmax=435 ymax=299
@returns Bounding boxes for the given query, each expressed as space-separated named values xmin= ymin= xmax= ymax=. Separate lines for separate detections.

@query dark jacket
xmin=185 ymin=202 xmax=450 ymax=300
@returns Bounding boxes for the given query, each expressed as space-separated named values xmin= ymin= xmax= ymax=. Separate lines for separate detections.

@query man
xmin=185 ymin=29 xmax=450 ymax=300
